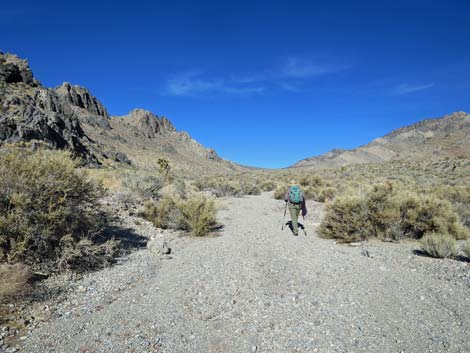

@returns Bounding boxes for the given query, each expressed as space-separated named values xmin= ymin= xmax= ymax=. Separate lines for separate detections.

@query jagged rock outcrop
xmin=0 ymin=52 xmax=100 ymax=163
xmin=55 ymin=82 xmax=111 ymax=129
xmin=0 ymin=51 xmax=239 ymax=174
xmin=116 ymin=109 xmax=175 ymax=138
xmin=0 ymin=53 xmax=36 ymax=85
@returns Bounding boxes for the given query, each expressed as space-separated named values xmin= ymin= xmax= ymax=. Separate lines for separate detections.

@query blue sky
xmin=2 ymin=0 xmax=470 ymax=168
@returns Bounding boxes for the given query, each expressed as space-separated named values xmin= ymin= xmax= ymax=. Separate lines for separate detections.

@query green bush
xmin=142 ymin=196 xmax=179 ymax=229
xmin=0 ymin=148 xmax=110 ymax=272
xmin=143 ymin=194 xmax=217 ymax=237
xmin=399 ymin=193 xmax=468 ymax=240
xmin=319 ymin=194 xmax=368 ymax=242
xmin=319 ymin=182 xmax=469 ymax=243
xmin=419 ymin=233 xmax=457 ymax=259
xmin=178 ymin=196 xmax=217 ymax=237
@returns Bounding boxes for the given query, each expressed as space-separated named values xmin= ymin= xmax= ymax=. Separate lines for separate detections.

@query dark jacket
xmin=284 ymin=187 xmax=307 ymax=217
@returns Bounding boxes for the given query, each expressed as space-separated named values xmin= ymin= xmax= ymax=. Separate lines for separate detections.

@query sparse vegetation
xmin=143 ymin=194 xmax=217 ymax=237
xmin=123 ymin=173 xmax=165 ymax=200
xmin=142 ymin=196 xmax=180 ymax=229
xmin=0 ymin=148 xmax=117 ymax=273
xmin=419 ymin=233 xmax=458 ymax=259
xmin=319 ymin=182 xmax=469 ymax=243
xmin=179 ymin=196 xmax=217 ymax=237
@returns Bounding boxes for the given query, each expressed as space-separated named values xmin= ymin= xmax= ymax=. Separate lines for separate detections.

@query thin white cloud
xmin=165 ymin=72 xmax=265 ymax=96
xmin=223 ymin=86 xmax=265 ymax=95
xmin=166 ymin=73 xmax=221 ymax=96
xmin=165 ymin=56 xmax=349 ymax=96
xmin=278 ymin=82 xmax=301 ymax=92
xmin=283 ymin=57 xmax=349 ymax=78
xmin=392 ymin=83 xmax=434 ymax=95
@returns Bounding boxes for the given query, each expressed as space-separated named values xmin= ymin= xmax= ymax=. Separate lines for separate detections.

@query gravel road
xmin=17 ymin=192 xmax=470 ymax=353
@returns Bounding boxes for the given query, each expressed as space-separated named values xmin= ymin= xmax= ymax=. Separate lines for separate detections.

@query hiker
xmin=284 ymin=181 xmax=307 ymax=236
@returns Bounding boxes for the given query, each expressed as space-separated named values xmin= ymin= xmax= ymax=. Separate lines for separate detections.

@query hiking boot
xmin=293 ymin=233 xmax=299 ymax=236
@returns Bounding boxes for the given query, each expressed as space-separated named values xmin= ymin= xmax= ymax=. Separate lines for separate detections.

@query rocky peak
xmin=55 ymin=82 xmax=110 ymax=120
xmin=118 ymin=109 xmax=175 ymax=138
xmin=0 ymin=52 xmax=36 ymax=86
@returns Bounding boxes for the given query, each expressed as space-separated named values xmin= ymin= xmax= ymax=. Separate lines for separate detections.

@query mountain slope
xmin=0 ymin=52 xmax=242 ymax=175
xmin=292 ymin=111 xmax=470 ymax=169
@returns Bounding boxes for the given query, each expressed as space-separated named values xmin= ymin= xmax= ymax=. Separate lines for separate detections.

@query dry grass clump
xmin=299 ymin=175 xmax=324 ymax=188
xmin=319 ymin=181 xmax=469 ymax=243
xmin=0 ymin=263 xmax=31 ymax=302
xmin=143 ymin=194 xmax=217 ymax=237
xmin=0 ymin=148 xmax=113 ymax=272
xmin=142 ymin=196 xmax=180 ymax=229
xmin=123 ymin=173 xmax=165 ymax=199
xmin=274 ymin=184 xmax=287 ymax=200
xmin=419 ymin=233 xmax=458 ymax=259
xmin=259 ymin=179 xmax=276 ymax=192
xmin=316 ymin=187 xmax=336 ymax=202
xmin=179 ymin=196 xmax=217 ymax=237
xmin=239 ymin=182 xmax=261 ymax=196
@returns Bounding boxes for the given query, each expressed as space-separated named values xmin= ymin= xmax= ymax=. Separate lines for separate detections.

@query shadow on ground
xmin=101 ymin=224 xmax=148 ymax=251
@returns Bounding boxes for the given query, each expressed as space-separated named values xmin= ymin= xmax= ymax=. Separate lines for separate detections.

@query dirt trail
xmin=20 ymin=192 xmax=470 ymax=353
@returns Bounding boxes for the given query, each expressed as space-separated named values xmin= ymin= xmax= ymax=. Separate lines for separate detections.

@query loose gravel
xmin=15 ymin=192 xmax=470 ymax=353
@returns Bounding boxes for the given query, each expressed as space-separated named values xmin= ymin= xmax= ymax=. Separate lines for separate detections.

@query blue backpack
xmin=289 ymin=185 xmax=303 ymax=204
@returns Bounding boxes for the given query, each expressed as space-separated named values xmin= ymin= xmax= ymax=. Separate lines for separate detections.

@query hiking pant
xmin=288 ymin=203 xmax=301 ymax=236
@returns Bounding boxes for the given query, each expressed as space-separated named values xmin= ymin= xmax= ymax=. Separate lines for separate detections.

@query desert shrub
xmin=0 ymin=149 xmax=106 ymax=272
xmin=319 ymin=194 xmax=369 ymax=242
xmin=124 ymin=174 xmax=164 ymax=199
xmin=319 ymin=181 xmax=469 ymax=243
xmin=463 ymin=240 xmax=470 ymax=259
xmin=259 ymin=179 xmax=276 ymax=191
xmin=302 ymin=185 xmax=318 ymax=199
xmin=299 ymin=175 xmax=324 ymax=188
xmin=240 ymin=182 xmax=261 ymax=196
xmin=398 ymin=194 xmax=468 ymax=240
xmin=57 ymin=236 xmax=120 ymax=272
xmin=0 ymin=263 xmax=31 ymax=302
xmin=435 ymin=185 xmax=470 ymax=228
xmin=419 ymin=233 xmax=457 ymax=259
xmin=173 ymin=178 xmax=187 ymax=199
xmin=178 ymin=195 xmax=217 ymax=237
xmin=317 ymin=187 xmax=336 ymax=202
xmin=142 ymin=196 xmax=180 ymax=229
xmin=274 ymin=185 xmax=287 ymax=200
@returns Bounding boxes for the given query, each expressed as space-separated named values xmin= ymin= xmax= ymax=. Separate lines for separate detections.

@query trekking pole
xmin=301 ymin=218 xmax=307 ymax=236
xmin=281 ymin=201 xmax=287 ymax=230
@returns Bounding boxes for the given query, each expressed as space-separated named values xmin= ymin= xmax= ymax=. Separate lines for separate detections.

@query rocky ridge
xmin=292 ymin=111 xmax=470 ymax=169
xmin=0 ymin=52 xmax=237 ymax=175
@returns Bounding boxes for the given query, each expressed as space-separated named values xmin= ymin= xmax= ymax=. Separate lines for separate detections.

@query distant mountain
xmin=0 ymin=52 xmax=241 ymax=175
xmin=291 ymin=111 xmax=470 ymax=169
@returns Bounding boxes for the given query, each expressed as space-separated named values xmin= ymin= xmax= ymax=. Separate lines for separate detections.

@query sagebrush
xmin=0 ymin=148 xmax=115 ymax=272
